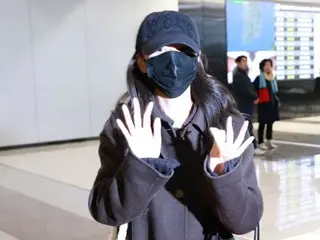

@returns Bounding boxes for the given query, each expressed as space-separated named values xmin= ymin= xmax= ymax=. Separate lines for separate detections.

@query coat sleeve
xmin=233 ymin=73 xmax=258 ymax=102
xmin=88 ymin=110 xmax=178 ymax=226
xmin=203 ymin=117 xmax=263 ymax=234
xmin=253 ymin=76 xmax=260 ymax=92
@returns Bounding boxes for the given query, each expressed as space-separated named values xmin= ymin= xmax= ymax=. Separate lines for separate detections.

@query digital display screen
xmin=226 ymin=0 xmax=320 ymax=83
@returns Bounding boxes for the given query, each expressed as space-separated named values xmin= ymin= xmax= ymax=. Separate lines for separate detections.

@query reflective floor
xmin=0 ymin=118 xmax=320 ymax=240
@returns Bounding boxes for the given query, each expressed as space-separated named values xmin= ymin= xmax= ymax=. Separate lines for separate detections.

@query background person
xmin=231 ymin=55 xmax=264 ymax=156
xmin=254 ymin=58 xmax=280 ymax=150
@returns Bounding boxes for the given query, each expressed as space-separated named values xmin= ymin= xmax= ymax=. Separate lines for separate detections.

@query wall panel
xmin=30 ymin=0 xmax=91 ymax=142
xmin=85 ymin=0 xmax=179 ymax=135
xmin=0 ymin=0 xmax=38 ymax=146
xmin=203 ymin=0 xmax=228 ymax=84
xmin=0 ymin=0 xmax=179 ymax=147
xmin=179 ymin=0 xmax=228 ymax=85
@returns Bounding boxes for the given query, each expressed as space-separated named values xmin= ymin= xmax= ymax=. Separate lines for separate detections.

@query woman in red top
xmin=254 ymin=59 xmax=280 ymax=150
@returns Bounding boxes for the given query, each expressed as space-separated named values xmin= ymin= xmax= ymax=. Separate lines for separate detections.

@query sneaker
xmin=254 ymin=148 xmax=265 ymax=156
xmin=266 ymin=140 xmax=277 ymax=149
xmin=259 ymin=143 xmax=269 ymax=150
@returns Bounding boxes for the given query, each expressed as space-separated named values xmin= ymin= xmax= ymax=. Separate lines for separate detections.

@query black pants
xmin=258 ymin=123 xmax=273 ymax=144
xmin=247 ymin=118 xmax=257 ymax=149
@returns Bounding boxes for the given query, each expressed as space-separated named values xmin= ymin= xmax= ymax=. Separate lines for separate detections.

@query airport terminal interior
xmin=1 ymin=0 xmax=320 ymax=240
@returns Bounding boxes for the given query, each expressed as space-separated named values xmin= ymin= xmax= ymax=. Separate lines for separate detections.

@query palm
xmin=209 ymin=116 xmax=254 ymax=170
xmin=116 ymin=98 xmax=162 ymax=159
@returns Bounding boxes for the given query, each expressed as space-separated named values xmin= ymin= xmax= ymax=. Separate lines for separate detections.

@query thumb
xmin=209 ymin=157 xmax=223 ymax=173
xmin=210 ymin=144 xmax=220 ymax=158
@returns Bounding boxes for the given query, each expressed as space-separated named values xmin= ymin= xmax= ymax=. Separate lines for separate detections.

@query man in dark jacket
xmin=231 ymin=56 xmax=264 ymax=156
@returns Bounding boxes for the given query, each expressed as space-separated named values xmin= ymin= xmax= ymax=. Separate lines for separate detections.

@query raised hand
xmin=116 ymin=98 xmax=162 ymax=159
xmin=209 ymin=116 xmax=254 ymax=171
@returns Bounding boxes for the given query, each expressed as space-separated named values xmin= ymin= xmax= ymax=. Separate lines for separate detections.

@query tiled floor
xmin=0 ymin=187 xmax=110 ymax=240
xmin=253 ymin=116 xmax=320 ymax=137
xmin=0 ymin=118 xmax=320 ymax=240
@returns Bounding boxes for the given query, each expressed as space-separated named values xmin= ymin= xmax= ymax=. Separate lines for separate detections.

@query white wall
xmin=0 ymin=0 xmax=178 ymax=147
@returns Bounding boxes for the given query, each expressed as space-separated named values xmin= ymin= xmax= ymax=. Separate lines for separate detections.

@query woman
xmin=89 ymin=11 xmax=263 ymax=240
xmin=254 ymin=59 xmax=280 ymax=150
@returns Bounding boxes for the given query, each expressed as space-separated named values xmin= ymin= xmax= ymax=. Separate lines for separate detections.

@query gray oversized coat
xmin=89 ymin=102 xmax=263 ymax=240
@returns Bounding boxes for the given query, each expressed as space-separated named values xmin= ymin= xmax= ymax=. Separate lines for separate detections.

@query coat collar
xmin=151 ymin=98 xmax=208 ymax=136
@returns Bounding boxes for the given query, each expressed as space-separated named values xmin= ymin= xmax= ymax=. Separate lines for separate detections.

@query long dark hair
xmin=116 ymin=54 xmax=239 ymax=129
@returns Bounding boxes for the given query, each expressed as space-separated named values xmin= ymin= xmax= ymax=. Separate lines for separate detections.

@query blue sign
xmin=227 ymin=0 xmax=275 ymax=52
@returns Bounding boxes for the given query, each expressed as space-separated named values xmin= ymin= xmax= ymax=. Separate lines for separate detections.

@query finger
xmin=116 ymin=119 xmax=131 ymax=141
xmin=236 ymin=136 xmax=254 ymax=157
xmin=122 ymin=104 xmax=135 ymax=134
xmin=209 ymin=157 xmax=224 ymax=172
xmin=153 ymin=117 xmax=162 ymax=145
xmin=210 ymin=128 xmax=225 ymax=148
xmin=233 ymin=121 xmax=249 ymax=149
xmin=210 ymin=128 xmax=222 ymax=145
xmin=143 ymin=102 xmax=154 ymax=128
xmin=133 ymin=98 xmax=142 ymax=129
xmin=226 ymin=116 xmax=234 ymax=144
xmin=219 ymin=129 xmax=226 ymax=144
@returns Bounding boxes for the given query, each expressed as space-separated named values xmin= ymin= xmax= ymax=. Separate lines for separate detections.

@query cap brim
xmin=140 ymin=32 xmax=200 ymax=55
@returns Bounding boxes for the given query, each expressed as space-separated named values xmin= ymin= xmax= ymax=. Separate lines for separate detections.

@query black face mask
xmin=146 ymin=51 xmax=198 ymax=98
